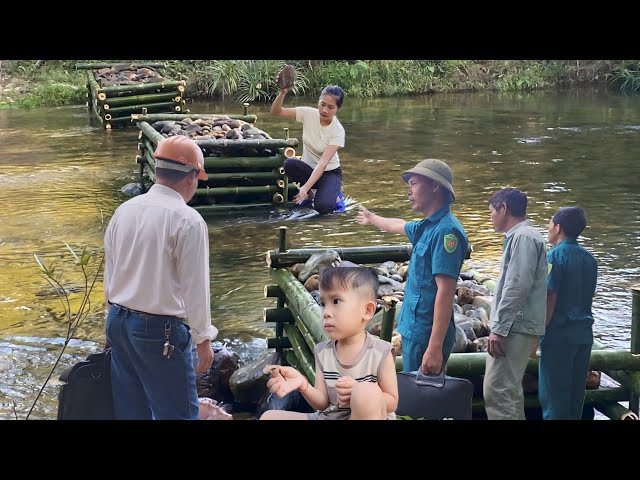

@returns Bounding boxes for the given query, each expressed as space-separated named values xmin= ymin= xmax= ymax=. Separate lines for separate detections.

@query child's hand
xmin=263 ymin=365 xmax=305 ymax=398
xmin=335 ymin=376 xmax=356 ymax=407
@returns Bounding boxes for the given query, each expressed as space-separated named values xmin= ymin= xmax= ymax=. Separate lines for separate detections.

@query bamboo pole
xmin=86 ymin=71 xmax=103 ymax=97
xmin=243 ymin=103 xmax=249 ymax=115
xmin=103 ymin=101 xmax=179 ymax=115
xmin=131 ymin=113 xmax=258 ymax=124
xmin=193 ymin=184 xmax=298 ymax=198
xmin=202 ymin=171 xmax=282 ymax=183
xmin=104 ymin=91 xmax=181 ymax=107
xmin=75 ymin=62 xmax=166 ymax=69
xmin=99 ymin=80 xmax=186 ymax=94
xmin=380 ymin=305 xmax=396 ymax=342
xmin=193 ymin=203 xmax=281 ymax=215
xmin=605 ymin=370 xmax=640 ymax=397
xmin=470 ymin=387 xmax=630 ymax=415
xmin=593 ymin=401 xmax=639 ymax=420
xmin=278 ymin=226 xmax=288 ymax=253
xmin=270 ymin=268 xmax=329 ymax=344
xmin=283 ymin=324 xmax=315 ymax=381
xmin=263 ymin=307 xmax=295 ymax=324
xmin=393 ymin=349 xmax=640 ymax=375
xmin=193 ymin=138 xmax=298 ymax=150
xmin=137 ymin=121 xmax=164 ymax=144
xmin=630 ymin=286 xmax=640 ymax=414
xmin=268 ymin=337 xmax=292 ymax=349
xmin=293 ymin=315 xmax=319 ymax=354
xmin=203 ymin=157 xmax=285 ymax=171
xmin=266 ymin=245 xmax=414 ymax=268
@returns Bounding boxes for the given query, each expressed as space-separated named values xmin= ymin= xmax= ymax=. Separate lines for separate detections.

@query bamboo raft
xmin=133 ymin=109 xmax=301 ymax=215
xmin=263 ymin=226 xmax=640 ymax=420
xmin=77 ymin=62 xmax=186 ymax=130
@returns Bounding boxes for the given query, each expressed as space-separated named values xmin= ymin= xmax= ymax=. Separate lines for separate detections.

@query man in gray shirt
xmin=483 ymin=188 xmax=547 ymax=420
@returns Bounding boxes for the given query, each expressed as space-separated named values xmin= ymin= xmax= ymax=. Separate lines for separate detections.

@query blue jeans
xmin=106 ymin=304 xmax=198 ymax=420
xmin=284 ymin=158 xmax=342 ymax=214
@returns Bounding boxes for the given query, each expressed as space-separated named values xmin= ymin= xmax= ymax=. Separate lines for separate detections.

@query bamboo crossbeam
xmin=593 ymin=401 xmax=639 ymax=420
xmin=203 ymin=171 xmax=282 ymax=183
xmin=203 ymin=157 xmax=285 ymax=171
xmin=266 ymin=245 xmax=414 ymax=268
xmin=86 ymin=71 xmax=103 ymax=97
xmin=193 ymin=185 xmax=298 ymax=198
xmin=283 ymin=323 xmax=316 ymax=382
xmin=193 ymin=203 xmax=283 ymax=215
xmin=393 ymin=349 xmax=640 ymax=375
xmin=263 ymin=307 xmax=295 ymax=324
xmin=270 ymin=268 xmax=329 ymax=344
xmin=104 ymin=92 xmax=181 ymax=107
xmin=193 ymin=138 xmax=298 ymax=150
xmin=605 ymin=370 xmax=640 ymax=397
xmin=131 ymin=113 xmax=258 ymax=124
xmin=104 ymin=101 xmax=180 ymax=115
xmin=470 ymin=387 xmax=630 ymax=414
xmin=76 ymin=62 xmax=166 ymax=70
xmin=99 ymin=80 xmax=186 ymax=94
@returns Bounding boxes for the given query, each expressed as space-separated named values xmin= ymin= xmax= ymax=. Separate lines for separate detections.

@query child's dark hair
xmin=488 ymin=187 xmax=528 ymax=217
xmin=552 ymin=206 xmax=587 ymax=239
xmin=318 ymin=267 xmax=378 ymax=300
xmin=320 ymin=85 xmax=344 ymax=109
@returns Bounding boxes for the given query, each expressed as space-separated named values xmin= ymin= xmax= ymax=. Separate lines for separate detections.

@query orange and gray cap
xmin=402 ymin=158 xmax=455 ymax=202
xmin=154 ymin=135 xmax=208 ymax=180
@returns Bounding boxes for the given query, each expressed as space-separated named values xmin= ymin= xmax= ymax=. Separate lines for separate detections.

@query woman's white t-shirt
xmin=295 ymin=106 xmax=345 ymax=171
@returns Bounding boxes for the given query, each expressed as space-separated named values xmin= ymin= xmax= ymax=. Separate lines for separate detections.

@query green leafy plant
xmin=25 ymin=210 xmax=106 ymax=420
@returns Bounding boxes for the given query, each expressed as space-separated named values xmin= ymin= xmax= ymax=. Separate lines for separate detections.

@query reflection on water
xmin=1 ymin=88 xmax=639 ymax=418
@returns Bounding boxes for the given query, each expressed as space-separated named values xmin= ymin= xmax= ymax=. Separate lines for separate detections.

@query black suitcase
xmin=57 ymin=349 xmax=114 ymax=420
xmin=396 ymin=370 xmax=474 ymax=420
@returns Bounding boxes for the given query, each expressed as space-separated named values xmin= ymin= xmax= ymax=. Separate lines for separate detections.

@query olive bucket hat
xmin=402 ymin=159 xmax=455 ymax=202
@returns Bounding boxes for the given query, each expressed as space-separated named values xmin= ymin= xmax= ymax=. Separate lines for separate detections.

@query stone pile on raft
xmin=133 ymin=111 xmax=300 ymax=213
xmin=287 ymin=250 xmax=497 ymax=356
xmin=77 ymin=62 xmax=186 ymax=130
xmin=149 ymin=116 xmax=273 ymax=143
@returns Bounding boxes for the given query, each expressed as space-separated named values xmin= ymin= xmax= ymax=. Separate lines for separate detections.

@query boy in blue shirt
xmin=538 ymin=206 xmax=598 ymax=420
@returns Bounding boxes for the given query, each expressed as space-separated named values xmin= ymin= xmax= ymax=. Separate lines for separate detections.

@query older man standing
xmin=356 ymin=159 xmax=468 ymax=375
xmin=104 ymin=135 xmax=217 ymax=420
xmin=483 ymin=187 xmax=547 ymax=420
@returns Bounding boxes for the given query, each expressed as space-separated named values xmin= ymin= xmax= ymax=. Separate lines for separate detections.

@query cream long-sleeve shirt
xmin=104 ymin=184 xmax=218 ymax=345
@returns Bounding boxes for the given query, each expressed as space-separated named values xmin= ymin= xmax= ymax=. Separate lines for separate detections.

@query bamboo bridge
xmin=264 ymin=226 xmax=640 ymax=420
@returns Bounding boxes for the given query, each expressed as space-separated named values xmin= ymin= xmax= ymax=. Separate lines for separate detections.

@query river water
xmin=1 ymin=87 xmax=638 ymax=419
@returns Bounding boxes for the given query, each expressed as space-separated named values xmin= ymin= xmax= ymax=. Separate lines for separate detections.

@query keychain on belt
xmin=163 ymin=321 xmax=174 ymax=359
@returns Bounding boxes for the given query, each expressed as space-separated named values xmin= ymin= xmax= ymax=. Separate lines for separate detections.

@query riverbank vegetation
xmin=1 ymin=59 xmax=638 ymax=109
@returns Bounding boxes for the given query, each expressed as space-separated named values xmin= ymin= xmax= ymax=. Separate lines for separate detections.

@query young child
xmin=260 ymin=267 xmax=398 ymax=420
xmin=538 ymin=206 xmax=598 ymax=420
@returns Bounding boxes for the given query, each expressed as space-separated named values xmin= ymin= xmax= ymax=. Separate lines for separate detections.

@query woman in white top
xmin=271 ymin=82 xmax=345 ymax=214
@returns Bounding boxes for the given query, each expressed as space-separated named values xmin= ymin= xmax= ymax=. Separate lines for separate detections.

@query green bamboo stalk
xmin=593 ymin=401 xmax=639 ymax=420
xmin=99 ymin=80 xmax=186 ymax=94
xmin=104 ymin=101 xmax=179 ymax=115
xmin=283 ymin=323 xmax=316 ymax=381
xmin=75 ymin=62 xmax=166 ymax=70
xmin=104 ymin=91 xmax=181 ymax=107
xmin=263 ymin=307 xmax=295 ymax=324
xmin=265 ymin=285 xmax=285 ymax=299
xmin=278 ymin=226 xmax=288 ymax=253
xmin=266 ymin=245 xmax=414 ymax=269
xmin=380 ymin=305 xmax=396 ymax=342
xmin=605 ymin=370 xmax=640 ymax=397
xmin=470 ymin=387 xmax=630 ymax=414
xmin=203 ymin=156 xmax=285 ymax=171
xmin=86 ymin=70 xmax=103 ymax=96
xmin=193 ymin=184 xmax=298 ymax=198
xmin=393 ymin=349 xmax=640 ymax=375
xmin=270 ymin=268 xmax=329 ymax=344
xmin=193 ymin=203 xmax=280 ymax=215
xmin=131 ymin=113 xmax=258 ymax=124
xmin=137 ymin=121 xmax=164 ymax=144
xmin=203 ymin=171 xmax=282 ymax=183
xmin=291 ymin=308 xmax=320 ymax=353
xmin=193 ymin=138 xmax=298 ymax=150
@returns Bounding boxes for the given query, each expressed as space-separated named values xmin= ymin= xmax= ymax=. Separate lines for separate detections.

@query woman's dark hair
xmin=320 ymin=85 xmax=344 ymax=109
xmin=318 ymin=266 xmax=378 ymax=301
xmin=488 ymin=187 xmax=528 ymax=217
xmin=552 ymin=206 xmax=587 ymax=239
